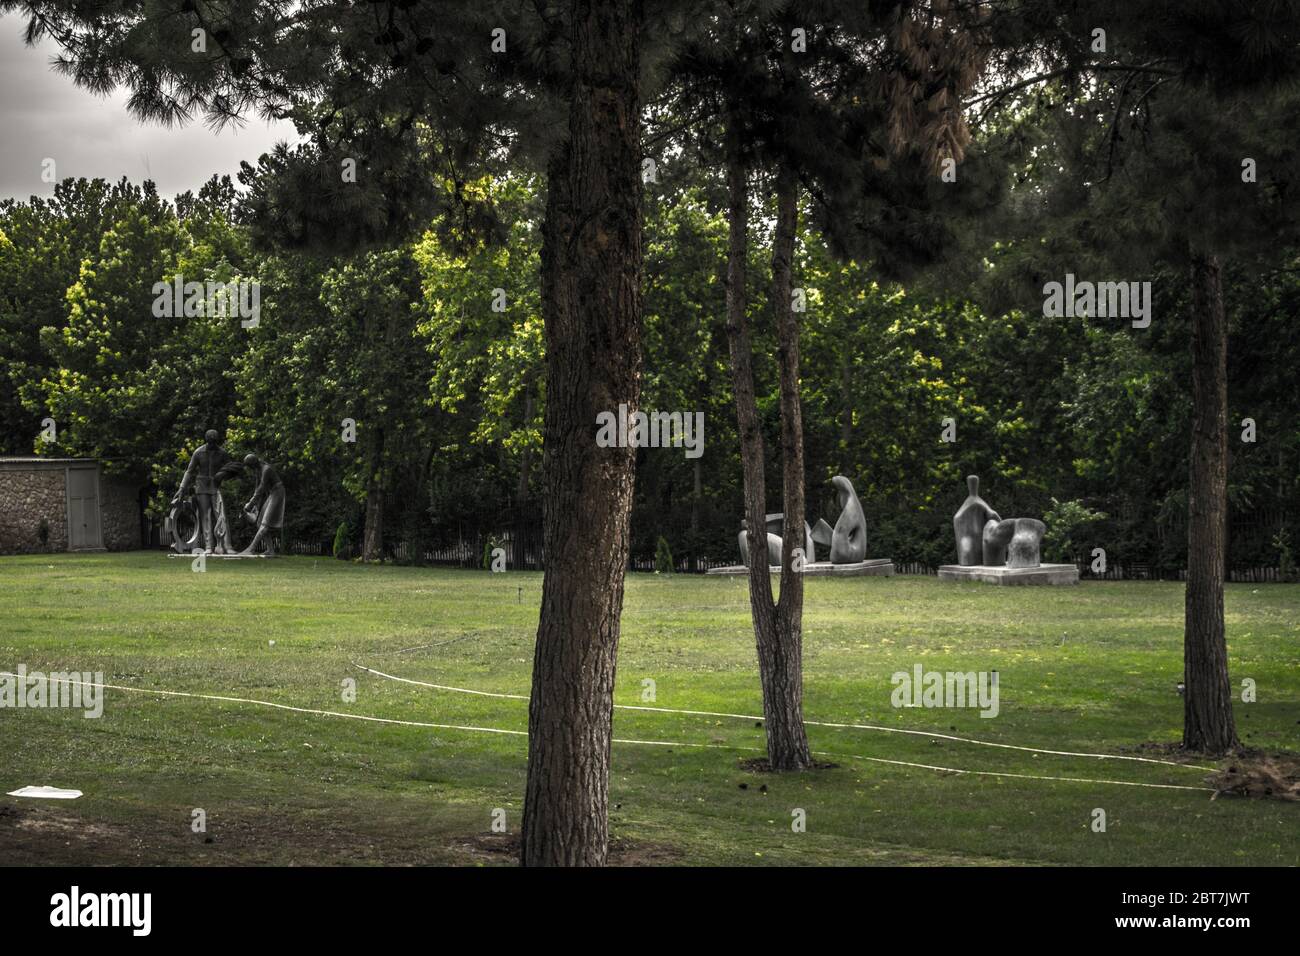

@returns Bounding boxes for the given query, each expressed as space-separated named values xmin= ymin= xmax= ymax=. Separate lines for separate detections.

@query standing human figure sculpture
xmin=953 ymin=475 xmax=1000 ymax=566
xmin=239 ymin=454 xmax=286 ymax=557
xmin=173 ymin=430 xmax=237 ymax=553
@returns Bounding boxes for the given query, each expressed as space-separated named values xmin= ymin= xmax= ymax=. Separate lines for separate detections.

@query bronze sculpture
xmin=164 ymin=434 xmax=284 ymax=558
xmin=239 ymin=453 xmax=286 ymax=557
xmin=941 ymin=476 xmax=1074 ymax=584
xmin=953 ymin=475 xmax=1000 ymax=566
xmin=171 ymin=430 xmax=241 ymax=554
xmin=828 ymin=475 xmax=868 ymax=564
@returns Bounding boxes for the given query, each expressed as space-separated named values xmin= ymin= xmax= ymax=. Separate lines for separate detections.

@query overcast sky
xmin=0 ymin=12 xmax=294 ymax=203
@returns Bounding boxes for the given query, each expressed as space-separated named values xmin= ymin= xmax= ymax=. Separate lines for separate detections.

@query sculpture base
xmin=937 ymin=563 xmax=1079 ymax=586
xmin=706 ymin=558 xmax=895 ymax=577
xmin=166 ymin=552 xmax=276 ymax=560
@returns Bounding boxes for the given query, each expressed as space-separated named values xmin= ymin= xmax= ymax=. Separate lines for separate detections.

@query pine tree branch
xmin=964 ymin=62 xmax=1175 ymax=111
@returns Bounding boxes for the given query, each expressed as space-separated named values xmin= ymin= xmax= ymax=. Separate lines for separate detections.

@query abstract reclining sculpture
xmin=939 ymin=475 xmax=1076 ymax=585
xmin=710 ymin=475 xmax=892 ymax=577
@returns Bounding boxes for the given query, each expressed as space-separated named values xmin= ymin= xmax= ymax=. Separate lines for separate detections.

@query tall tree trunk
xmin=840 ymin=355 xmax=853 ymax=472
xmin=521 ymin=0 xmax=643 ymax=867
xmin=768 ymin=161 xmax=812 ymax=771
xmin=362 ymin=429 xmax=385 ymax=562
xmin=722 ymin=117 xmax=811 ymax=772
xmin=514 ymin=381 xmax=535 ymax=570
xmin=690 ymin=456 xmax=701 ymax=572
xmin=1183 ymin=250 xmax=1239 ymax=755
xmin=362 ymin=485 xmax=384 ymax=562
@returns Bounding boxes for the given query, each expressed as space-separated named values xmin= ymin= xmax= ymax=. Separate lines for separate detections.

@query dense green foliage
xmin=2 ymin=161 xmax=1298 ymax=571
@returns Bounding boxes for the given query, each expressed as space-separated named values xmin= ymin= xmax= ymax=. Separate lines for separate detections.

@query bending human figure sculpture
xmin=953 ymin=475 xmax=1000 ymax=566
xmin=173 ymin=430 xmax=240 ymax=553
xmin=239 ymin=454 xmax=286 ymax=556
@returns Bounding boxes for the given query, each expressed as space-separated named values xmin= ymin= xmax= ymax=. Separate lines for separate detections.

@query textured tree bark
xmin=1183 ymin=251 xmax=1240 ymax=756
xmin=362 ymin=485 xmax=384 ymax=562
xmin=723 ymin=121 xmax=811 ymax=772
xmin=520 ymin=0 xmax=643 ymax=867
xmin=840 ymin=356 xmax=853 ymax=472
xmin=362 ymin=430 xmax=385 ymax=563
xmin=768 ymin=161 xmax=813 ymax=771
xmin=513 ymin=382 xmax=535 ymax=570
xmin=690 ymin=456 xmax=702 ymax=572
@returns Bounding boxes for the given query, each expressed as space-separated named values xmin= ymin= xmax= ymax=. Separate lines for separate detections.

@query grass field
xmin=1 ymin=552 xmax=1297 ymax=866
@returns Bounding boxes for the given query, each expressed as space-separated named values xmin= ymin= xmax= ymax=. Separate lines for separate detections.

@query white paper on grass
xmin=7 ymin=786 xmax=83 ymax=799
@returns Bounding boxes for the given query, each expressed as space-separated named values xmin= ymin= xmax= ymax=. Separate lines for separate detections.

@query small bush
xmin=1043 ymin=498 xmax=1107 ymax=564
xmin=332 ymin=522 xmax=350 ymax=560
xmin=654 ymin=536 xmax=675 ymax=574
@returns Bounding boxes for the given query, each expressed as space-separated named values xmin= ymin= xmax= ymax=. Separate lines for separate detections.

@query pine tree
xmin=974 ymin=0 xmax=1300 ymax=754
xmin=7 ymin=0 xmax=697 ymax=865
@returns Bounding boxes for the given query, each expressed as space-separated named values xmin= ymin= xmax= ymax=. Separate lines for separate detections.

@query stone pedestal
xmin=706 ymin=558 xmax=894 ymax=577
xmin=166 ymin=552 xmax=273 ymax=560
xmin=937 ymin=563 xmax=1079 ymax=586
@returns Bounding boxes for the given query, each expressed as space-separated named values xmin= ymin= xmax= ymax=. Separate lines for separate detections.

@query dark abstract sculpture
xmin=738 ymin=520 xmax=782 ymax=567
xmin=953 ymin=475 xmax=1000 ymax=566
xmin=764 ymin=513 xmax=815 ymax=560
xmin=1007 ymin=518 xmax=1046 ymax=568
xmin=942 ymin=477 xmax=1072 ymax=584
xmin=953 ymin=477 xmax=1047 ymax=570
xmin=739 ymin=514 xmax=814 ymax=567
xmin=239 ymin=454 xmax=286 ymax=556
xmin=171 ymin=430 xmax=241 ymax=554
xmin=736 ymin=477 xmax=872 ymax=567
xmin=828 ymin=475 xmax=867 ymax=564
xmin=982 ymin=518 xmax=1014 ymax=566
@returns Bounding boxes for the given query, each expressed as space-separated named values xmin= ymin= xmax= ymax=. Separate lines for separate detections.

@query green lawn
xmin=1 ymin=552 xmax=1296 ymax=866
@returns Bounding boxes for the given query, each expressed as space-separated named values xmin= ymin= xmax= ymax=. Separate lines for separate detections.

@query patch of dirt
xmin=1122 ymin=741 xmax=1222 ymax=764
xmin=451 ymin=833 xmax=684 ymax=866
xmin=0 ymin=801 xmax=461 ymax=866
xmin=739 ymin=757 xmax=839 ymax=773
xmin=1207 ymin=751 xmax=1300 ymax=802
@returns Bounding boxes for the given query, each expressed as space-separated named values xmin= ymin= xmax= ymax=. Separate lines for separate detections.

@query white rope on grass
xmin=2 ymin=670 xmax=1215 ymax=793
xmin=0 ymin=671 xmax=739 ymax=751
xmin=351 ymin=662 xmax=1217 ymax=773
xmin=0 ymin=671 xmax=529 ymax=737
xmin=812 ymin=751 xmax=1215 ymax=793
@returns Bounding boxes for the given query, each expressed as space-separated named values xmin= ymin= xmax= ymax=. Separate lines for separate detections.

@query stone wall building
xmin=0 ymin=458 xmax=144 ymax=554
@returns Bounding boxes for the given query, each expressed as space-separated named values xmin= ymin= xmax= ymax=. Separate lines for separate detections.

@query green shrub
xmin=1043 ymin=498 xmax=1108 ymax=564
xmin=654 ymin=536 xmax=675 ymax=573
xmin=332 ymin=522 xmax=350 ymax=560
